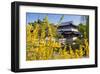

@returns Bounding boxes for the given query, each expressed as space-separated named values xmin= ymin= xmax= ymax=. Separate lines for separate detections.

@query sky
xmin=26 ymin=13 xmax=88 ymax=25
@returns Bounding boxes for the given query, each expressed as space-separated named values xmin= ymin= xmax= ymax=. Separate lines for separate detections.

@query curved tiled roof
xmin=58 ymin=21 xmax=77 ymax=28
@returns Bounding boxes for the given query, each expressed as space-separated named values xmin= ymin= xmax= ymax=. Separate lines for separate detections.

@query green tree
xmin=80 ymin=16 xmax=89 ymax=39
xmin=78 ymin=23 xmax=86 ymax=37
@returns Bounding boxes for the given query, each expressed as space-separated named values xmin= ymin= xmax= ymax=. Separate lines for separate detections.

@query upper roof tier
xmin=58 ymin=21 xmax=77 ymax=29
